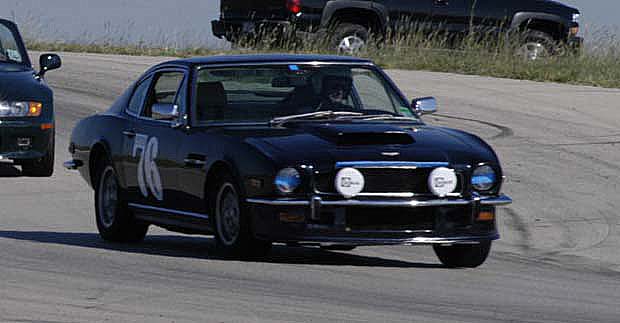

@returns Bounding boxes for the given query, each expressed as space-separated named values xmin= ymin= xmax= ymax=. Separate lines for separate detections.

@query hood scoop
xmin=299 ymin=123 xmax=415 ymax=146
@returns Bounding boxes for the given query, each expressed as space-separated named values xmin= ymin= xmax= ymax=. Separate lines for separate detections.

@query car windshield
xmin=0 ymin=22 xmax=25 ymax=66
xmin=194 ymin=64 xmax=418 ymax=124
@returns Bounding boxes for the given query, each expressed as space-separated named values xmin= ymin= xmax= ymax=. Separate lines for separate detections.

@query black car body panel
xmin=67 ymin=54 xmax=511 ymax=247
xmin=0 ymin=19 xmax=59 ymax=172
xmin=212 ymin=0 xmax=582 ymax=49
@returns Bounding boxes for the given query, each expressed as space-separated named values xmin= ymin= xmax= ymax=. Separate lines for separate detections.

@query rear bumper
xmin=247 ymin=195 xmax=511 ymax=246
xmin=0 ymin=120 xmax=53 ymax=162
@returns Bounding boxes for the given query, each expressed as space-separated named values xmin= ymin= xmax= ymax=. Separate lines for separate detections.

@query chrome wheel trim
xmin=216 ymin=183 xmax=241 ymax=246
xmin=519 ymin=42 xmax=548 ymax=60
xmin=338 ymin=35 xmax=365 ymax=54
xmin=98 ymin=166 xmax=118 ymax=229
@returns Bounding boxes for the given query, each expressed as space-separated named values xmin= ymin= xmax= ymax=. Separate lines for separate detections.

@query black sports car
xmin=0 ymin=19 xmax=61 ymax=176
xmin=65 ymin=54 xmax=511 ymax=267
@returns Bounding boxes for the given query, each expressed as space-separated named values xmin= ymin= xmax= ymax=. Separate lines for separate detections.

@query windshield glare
xmin=0 ymin=23 xmax=24 ymax=65
xmin=195 ymin=64 xmax=417 ymax=123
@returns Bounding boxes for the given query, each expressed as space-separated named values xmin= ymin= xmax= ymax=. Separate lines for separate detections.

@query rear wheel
xmin=21 ymin=138 xmax=54 ymax=177
xmin=211 ymin=173 xmax=271 ymax=258
xmin=94 ymin=161 xmax=148 ymax=243
xmin=331 ymin=23 xmax=369 ymax=55
xmin=433 ymin=241 xmax=492 ymax=268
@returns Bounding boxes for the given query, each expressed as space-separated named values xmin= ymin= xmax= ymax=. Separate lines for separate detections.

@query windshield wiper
xmin=331 ymin=114 xmax=419 ymax=122
xmin=270 ymin=111 xmax=363 ymax=126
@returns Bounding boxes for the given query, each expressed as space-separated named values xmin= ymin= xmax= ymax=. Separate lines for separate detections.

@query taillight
xmin=286 ymin=0 xmax=301 ymax=14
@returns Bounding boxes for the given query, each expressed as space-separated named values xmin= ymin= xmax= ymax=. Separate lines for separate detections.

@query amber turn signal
xmin=570 ymin=27 xmax=579 ymax=36
xmin=40 ymin=123 xmax=54 ymax=130
xmin=477 ymin=211 xmax=495 ymax=221
xmin=279 ymin=212 xmax=305 ymax=223
xmin=27 ymin=102 xmax=42 ymax=117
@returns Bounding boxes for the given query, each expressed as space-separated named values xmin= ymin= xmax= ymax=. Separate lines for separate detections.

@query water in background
xmin=1 ymin=0 xmax=617 ymax=49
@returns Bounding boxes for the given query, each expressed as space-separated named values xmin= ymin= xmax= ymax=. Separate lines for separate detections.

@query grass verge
xmin=26 ymin=31 xmax=620 ymax=89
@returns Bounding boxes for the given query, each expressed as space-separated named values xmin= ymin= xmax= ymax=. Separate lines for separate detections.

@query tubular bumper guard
xmin=247 ymin=194 xmax=512 ymax=218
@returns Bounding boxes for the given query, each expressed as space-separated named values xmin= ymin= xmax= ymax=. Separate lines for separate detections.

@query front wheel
xmin=95 ymin=164 xmax=148 ymax=242
xmin=433 ymin=241 xmax=492 ymax=268
xmin=211 ymin=173 xmax=271 ymax=258
xmin=21 ymin=138 xmax=54 ymax=177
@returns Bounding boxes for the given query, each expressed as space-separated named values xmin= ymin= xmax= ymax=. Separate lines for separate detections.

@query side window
xmin=127 ymin=76 xmax=152 ymax=116
xmin=142 ymin=71 xmax=185 ymax=120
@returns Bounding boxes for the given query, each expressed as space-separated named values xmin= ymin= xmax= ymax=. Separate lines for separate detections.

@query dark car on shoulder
xmin=65 ymin=54 xmax=511 ymax=267
xmin=0 ymin=18 xmax=61 ymax=176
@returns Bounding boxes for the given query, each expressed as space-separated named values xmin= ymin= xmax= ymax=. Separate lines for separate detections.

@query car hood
xmin=0 ymin=68 xmax=52 ymax=102
xmin=233 ymin=122 xmax=497 ymax=169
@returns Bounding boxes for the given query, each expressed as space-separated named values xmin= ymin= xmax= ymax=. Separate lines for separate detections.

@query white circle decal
xmin=335 ymin=167 xmax=365 ymax=198
xmin=428 ymin=167 xmax=457 ymax=197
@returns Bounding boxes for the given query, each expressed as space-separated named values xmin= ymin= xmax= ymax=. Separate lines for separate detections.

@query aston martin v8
xmin=65 ymin=54 xmax=511 ymax=267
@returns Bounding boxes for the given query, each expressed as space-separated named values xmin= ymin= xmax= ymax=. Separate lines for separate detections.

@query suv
xmin=212 ymin=0 xmax=582 ymax=59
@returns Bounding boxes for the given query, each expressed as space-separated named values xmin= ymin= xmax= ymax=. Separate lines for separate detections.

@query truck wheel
xmin=517 ymin=30 xmax=557 ymax=60
xmin=21 ymin=138 xmax=54 ymax=177
xmin=433 ymin=241 xmax=492 ymax=268
xmin=95 ymin=162 xmax=148 ymax=243
xmin=210 ymin=172 xmax=271 ymax=258
xmin=331 ymin=23 xmax=369 ymax=54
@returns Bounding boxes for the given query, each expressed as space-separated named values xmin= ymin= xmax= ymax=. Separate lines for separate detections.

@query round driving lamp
xmin=275 ymin=167 xmax=301 ymax=194
xmin=471 ymin=165 xmax=497 ymax=192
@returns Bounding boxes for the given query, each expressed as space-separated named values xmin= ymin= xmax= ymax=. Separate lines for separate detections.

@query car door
xmin=127 ymin=68 xmax=188 ymax=211
xmin=431 ymin=0 xmax=471 ymax=33
xmin=384 ymin=0 xmax=434 ymax=33
xmin=120 ymin=74 xmax=153 ymax=203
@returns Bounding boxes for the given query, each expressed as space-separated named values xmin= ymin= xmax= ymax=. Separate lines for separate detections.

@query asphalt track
xmin=1 ymin=52 xmax=620 ymax=322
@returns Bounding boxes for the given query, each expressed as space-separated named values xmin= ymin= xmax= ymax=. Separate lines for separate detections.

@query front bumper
xmin=0 ymin=120 xmax=52 ymax=162
xmin=567 ymin=35 xmax=583 ymax=53
xmin=247 ymin=194 xmax=512 ymax=246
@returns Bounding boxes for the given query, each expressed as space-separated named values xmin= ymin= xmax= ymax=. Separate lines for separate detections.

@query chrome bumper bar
xmin=247 ymin=194 xmax=512 ymax=208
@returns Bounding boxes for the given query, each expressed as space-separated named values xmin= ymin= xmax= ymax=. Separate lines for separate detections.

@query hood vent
xmin=335 ymin=131 xmax=414 ymax=146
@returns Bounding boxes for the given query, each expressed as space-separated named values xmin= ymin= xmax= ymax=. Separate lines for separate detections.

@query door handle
xmin=122 ymin=130 xmax=136 ymax=137
xmin=184 ymin=154 xmax=206 ymax=167
xmin=434 ymin=0 xmax=449 ymax=6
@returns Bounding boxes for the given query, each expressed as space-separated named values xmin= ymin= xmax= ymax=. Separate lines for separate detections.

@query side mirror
xmin=152 ymin=103 xmax=179 ymax=121
xmin=38 ymin=53 xmax=61 ymax=77
xmin=412 ymin=97 xmax=437 ymax=115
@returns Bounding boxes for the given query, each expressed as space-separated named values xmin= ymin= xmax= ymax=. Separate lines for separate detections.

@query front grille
xmin=315 ymin=167 xmax=464 ymax=196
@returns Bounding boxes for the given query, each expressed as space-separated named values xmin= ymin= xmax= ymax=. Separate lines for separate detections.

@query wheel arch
xmin=88 ymin=139 xmax=113 ymax=189
xmin=511 ymin=12 xmax=568 ymax=41
xmin=321 ymin=1 xmax=387 ymax=33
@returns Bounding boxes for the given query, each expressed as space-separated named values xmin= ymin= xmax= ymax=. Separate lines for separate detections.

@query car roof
xmin=158 ymin=54 xmax=374 ymax=68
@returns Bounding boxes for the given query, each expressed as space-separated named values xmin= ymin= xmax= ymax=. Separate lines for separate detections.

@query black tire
xmin=330 ymin=23 xmax=369 ymax=54
xmin=433 ymin=241 xmax=492 ymax=268
xmin=21 ymin=138 xmax=54 ymax=177
xmin=94 ymin=160 xmax=148 ymax=243
xmin=209 ymin=172 xmax=271 ymax=258
xmin=517 ymin=30 xmax=558 ymax=60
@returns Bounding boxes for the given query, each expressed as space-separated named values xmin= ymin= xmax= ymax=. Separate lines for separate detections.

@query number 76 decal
xmin=132 ymin=134 xmax=164 ymax=201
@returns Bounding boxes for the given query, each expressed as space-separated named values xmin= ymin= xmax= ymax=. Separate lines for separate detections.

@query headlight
xmin=0 ymin=101 xmax=42 ymax=117
xmin=471 ymin=165 xmax=496 ymax=192
xmin=275 ymin=167 xmax=301 ymax=194
xmin=572 ymin=13 xmax=580 ymax=23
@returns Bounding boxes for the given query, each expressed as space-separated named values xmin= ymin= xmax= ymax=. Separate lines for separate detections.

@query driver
xmin=318 ymin=75 xmax=354 ymax=110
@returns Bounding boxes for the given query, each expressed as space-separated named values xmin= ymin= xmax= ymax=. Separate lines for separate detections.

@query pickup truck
xmin=212 ymin=0 xmax=582 ymax=59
